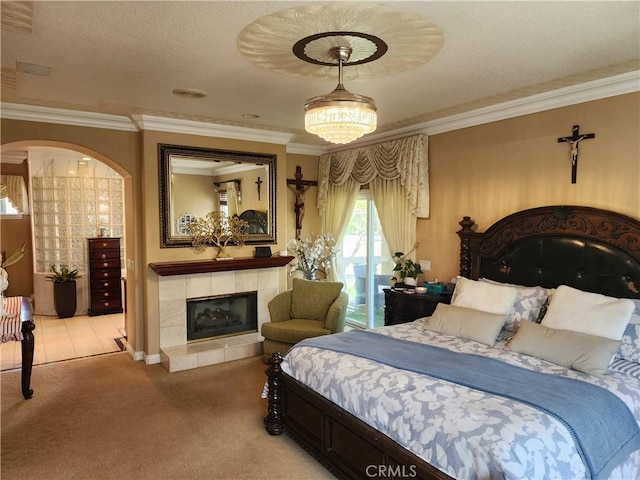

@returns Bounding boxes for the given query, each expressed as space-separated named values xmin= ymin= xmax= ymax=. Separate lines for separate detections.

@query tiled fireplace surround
xmin=152 ymin=257 xmax=291 ymax=372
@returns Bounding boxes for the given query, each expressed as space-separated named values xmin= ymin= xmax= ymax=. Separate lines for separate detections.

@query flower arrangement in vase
xmin=187 ymin=211 xmax=250 ymax=259
xmin=287 ymin=233 xmax=339 ymax=280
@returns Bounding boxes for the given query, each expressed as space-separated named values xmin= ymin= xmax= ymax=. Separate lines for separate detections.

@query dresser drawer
xmin=90 ymin=277 xmax=121 ymax=291
xmin=88 ymin=238 xmax=120 ymax=250
xmin=89 ymin=248 xmax=120 ymax=261
xmin=90 ymin=259 xmax=121 ymax=271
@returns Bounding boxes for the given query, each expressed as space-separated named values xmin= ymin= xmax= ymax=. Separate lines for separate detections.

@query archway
xmin=1 ymin=140 xmax=137 ymax=363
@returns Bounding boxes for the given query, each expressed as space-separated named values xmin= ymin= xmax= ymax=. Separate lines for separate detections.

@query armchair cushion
xmin=261 ymin=319 xmax=329 ymax=344
xmin=290 ymin=278 xmax=343 ymax=320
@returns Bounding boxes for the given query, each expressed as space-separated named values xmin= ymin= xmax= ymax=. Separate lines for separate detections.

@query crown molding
xmin=2 ymin=70 xmax=637 ymax=153
xmin=386 ymin=70 xmax=640 ymax=141
xmin=285 ymin=142 xmax=326 ymax=156
xmin=0 ymin=103 xmax=138 ymax=131
xmin=130 ymin=115 xmax=295 ymax=145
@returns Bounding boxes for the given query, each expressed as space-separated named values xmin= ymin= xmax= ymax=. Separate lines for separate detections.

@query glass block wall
xmin=31 ymin=176 xmax=125 ymax=274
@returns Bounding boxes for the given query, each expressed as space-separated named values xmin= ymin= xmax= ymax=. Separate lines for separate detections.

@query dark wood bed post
xmin=264 ymin=353 xmax=284 ymax=435
xmin=21 ymin=319 xmax=35 ymax=399
xmin=457 ymin=216 xmax=476 ymax=279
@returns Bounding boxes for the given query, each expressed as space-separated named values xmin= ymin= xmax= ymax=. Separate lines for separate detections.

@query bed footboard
xmin=264 ymin=353 xmax=453 ymax=480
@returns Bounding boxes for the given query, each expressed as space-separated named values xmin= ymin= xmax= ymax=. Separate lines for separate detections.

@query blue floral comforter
xmin=282 ymin=321 xmax=640 ymax=480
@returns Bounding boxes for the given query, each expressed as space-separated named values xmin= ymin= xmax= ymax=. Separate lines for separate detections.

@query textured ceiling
xmin=1 ymin=1 xmax=639 ymax=149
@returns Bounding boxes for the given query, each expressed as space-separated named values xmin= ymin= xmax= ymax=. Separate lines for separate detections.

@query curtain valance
xmin=0 ymin=175 xmax=29 ymax=214
xmin=317 ymin=134 xmax=429 ymax=218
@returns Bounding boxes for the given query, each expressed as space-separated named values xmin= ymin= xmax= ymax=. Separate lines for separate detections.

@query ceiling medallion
xmin=237 ymin=2 xmax=444 ymax=143
xmin=237 ymin=2 xmax=444 ymax=80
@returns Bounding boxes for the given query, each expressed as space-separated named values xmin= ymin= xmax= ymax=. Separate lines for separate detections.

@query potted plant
xmin=392 ymin=252 xmax=422 ymax=287
xmin=47 ymin=264 xmax=81 ymax=318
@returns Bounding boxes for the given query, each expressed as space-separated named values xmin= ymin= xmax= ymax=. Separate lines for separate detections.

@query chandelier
xmin=304 ymin=46 xmax=377 ymax=145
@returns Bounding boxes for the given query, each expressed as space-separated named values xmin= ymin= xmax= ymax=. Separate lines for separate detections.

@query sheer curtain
xmin=369 ymin=176 xmax=415 ymax=257
xmin=317 ymin=134 xmax=429 ymax=260
xmin=226 ymin=181 xmax=240 ymax=216
xmin=322 ymin=181 xmax=359 ymax=282
xmin=0 ymin=175 xmax=29 ymax=214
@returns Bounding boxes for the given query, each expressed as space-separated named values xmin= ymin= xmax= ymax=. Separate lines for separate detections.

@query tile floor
xmin=0 ymin=313 xmax=125 ymax=372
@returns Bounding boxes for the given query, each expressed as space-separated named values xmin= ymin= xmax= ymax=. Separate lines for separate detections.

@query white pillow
xmin=541 ymin=285 xmax=634 ymax=340
xmin=451 ymin=276 xmax=519 ymax=315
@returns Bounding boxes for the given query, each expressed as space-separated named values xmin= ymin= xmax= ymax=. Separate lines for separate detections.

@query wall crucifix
xmin=255 ymin=176 xmax=263 ymax=200
xmin=286 ymin=165 xmax=317 ymax=240
xmin=557 ymin=125 xmax=596 ymax=184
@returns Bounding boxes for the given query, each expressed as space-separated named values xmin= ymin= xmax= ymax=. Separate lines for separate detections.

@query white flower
xmin=287 ymin=233 xmax=339 ymax=277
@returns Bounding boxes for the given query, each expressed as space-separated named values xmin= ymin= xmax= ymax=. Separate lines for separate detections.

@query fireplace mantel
xmin=149 ymin=255 xmax=293 ymax=276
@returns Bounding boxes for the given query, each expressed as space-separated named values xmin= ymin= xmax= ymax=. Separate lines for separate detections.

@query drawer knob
xmin=103 ymin=292 xmax=110 ymax=297
xmin=101 ymin=254 xmax=107 ymax=259
xmin=103 ymin=282 xmax=109 ymax=287
xmin=103 ymin=262 xmax=108 ymax=267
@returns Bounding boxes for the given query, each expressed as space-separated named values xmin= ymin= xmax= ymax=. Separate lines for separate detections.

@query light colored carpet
xmin=1 ymin=353 xmax=334 ymax=480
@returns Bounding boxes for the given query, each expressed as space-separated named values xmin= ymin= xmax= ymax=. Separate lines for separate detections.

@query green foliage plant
xmin=46 ymin=264 xmax=81 ymax=283
xmin=392 ymin=251 xmax=422 ymax=280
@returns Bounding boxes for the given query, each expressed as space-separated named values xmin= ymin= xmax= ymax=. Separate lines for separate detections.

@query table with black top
xmin=383 ymin=288 xmax=452 ymax=326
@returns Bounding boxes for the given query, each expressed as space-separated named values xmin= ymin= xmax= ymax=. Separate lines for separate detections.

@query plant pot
xmin=53 ymin=280 xmax=77 ymax=318
xmin=403 ymin=277 xmax=417 ymax=287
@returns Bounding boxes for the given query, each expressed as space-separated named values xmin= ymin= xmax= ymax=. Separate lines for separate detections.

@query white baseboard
xmin=144 ymin=353 xmax=161 ymax=365
xmin=125 ymin=343 xmax=145 ymax=362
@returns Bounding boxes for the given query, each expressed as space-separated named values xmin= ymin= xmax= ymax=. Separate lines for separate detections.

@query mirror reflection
xmin=159 ymin=144 xmax=277 ymax=247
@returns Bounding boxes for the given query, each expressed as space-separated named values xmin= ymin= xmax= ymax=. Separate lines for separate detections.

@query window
xmin=338 ymin=190 xmax=394 ymax=329
xmin=219 ymin=190 xmax=229 ymax=217
xmin=0 ymin=197 xmax=21 ymax=216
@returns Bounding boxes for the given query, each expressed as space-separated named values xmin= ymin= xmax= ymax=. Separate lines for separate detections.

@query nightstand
xmin=383 ymin=288 xmax=452 ymax=326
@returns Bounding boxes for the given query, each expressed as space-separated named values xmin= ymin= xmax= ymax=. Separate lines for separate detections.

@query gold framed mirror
xmin=158 ymin=144 xmax=277 ymax=247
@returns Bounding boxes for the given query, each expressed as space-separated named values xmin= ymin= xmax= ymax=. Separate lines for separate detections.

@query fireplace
xmin=187 ymin=291 xmax=258 ymax=341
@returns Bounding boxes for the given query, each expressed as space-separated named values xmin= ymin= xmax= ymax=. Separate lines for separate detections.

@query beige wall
xmin=417 ymin=92 xmax=640 ymax=284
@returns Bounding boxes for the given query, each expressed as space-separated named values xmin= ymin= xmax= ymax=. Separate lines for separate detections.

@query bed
xmin=264 ymin=205 xmax=640 ymax=479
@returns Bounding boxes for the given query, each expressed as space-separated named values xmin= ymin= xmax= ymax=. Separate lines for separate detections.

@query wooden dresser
xmin=87 ymin=237 xmax=123 ymax=316
xmin=383 ymin=288 xmax=452 ymax=326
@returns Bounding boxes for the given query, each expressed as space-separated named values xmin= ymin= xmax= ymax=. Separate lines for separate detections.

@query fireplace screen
xmin=187 ymin=291 xmax=258 ymax=341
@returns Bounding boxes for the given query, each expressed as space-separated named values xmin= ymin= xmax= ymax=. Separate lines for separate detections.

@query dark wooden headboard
xmin=457 ymin=205 xmax=640 ymax=299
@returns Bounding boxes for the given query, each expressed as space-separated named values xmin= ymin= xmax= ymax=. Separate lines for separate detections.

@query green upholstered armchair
xmin=261 ymin=278 xmax=348 ymax=362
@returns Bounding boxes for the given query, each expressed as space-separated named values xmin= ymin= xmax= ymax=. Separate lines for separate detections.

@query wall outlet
xmin=420 ymin=260 xmax=431 ymax=271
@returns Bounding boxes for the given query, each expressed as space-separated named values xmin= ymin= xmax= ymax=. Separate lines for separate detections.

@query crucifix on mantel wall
xmin=286 ymin=165 xmax=317 ymax=240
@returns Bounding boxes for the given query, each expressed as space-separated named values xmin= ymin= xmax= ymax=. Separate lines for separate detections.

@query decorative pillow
xmin=609 ymin=358 xmax=640 ymax=380
xmin=424 ymin=304 xmax=509 ymax=346
xmin=480 ymin=278 xmax=552 ymax=331
xmin=290 ymin=278 xmax=343 ymax=320
xmin=451 ymin=277 xmax=519 ymax=315
xmin=541 ymin=285 xmax=633 ymax=340
xmin=507 ymin=321 xmax=621 ymax=376
xmin=616 ymin=299 xmax=640 ymax=363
